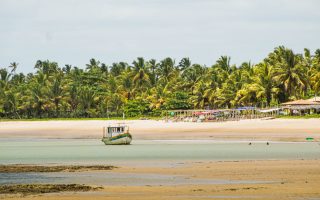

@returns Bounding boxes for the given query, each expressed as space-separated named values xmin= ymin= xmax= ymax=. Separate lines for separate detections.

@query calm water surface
xmin=0 ymin=139 xmax=319 ymax=165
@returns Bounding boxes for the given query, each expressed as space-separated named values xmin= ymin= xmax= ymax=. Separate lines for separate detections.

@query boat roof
xmin=107 ymin=123 xmax=128 ymax=128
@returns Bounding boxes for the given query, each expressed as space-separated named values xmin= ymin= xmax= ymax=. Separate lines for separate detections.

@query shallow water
xmin=0 ymin=172 xmax=274 ymax=186
xmin=0 ymin=139 xmax=319 ymax=165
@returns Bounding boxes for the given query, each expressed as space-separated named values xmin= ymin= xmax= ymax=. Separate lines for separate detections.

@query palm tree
xmin=3 ymin=90 xmax=20 ymax=118
xmin=65 ymin=83 xmax=79 ymax=116
xmin=236 ymin=63 xmax=279 ymax=107
xmin=182 ymin=64 xmax=207 ymax=93
xmin=118 ymin=69 xmax=134 ymax=100
xmin=9 ymin=62 xmax=18 ymax=74
xmin=132 ymin=57 xmax=150 ymax=92
xmin=49 ymin=73 xmax=65 ymax=117
xmin=78 ymin=86 xmax=96 ymax=117
xmin=190 ymin=80 xmax=208 ymax=109
xmin=101 ymin=63 xmax=109 ymax=74
xmin=110 ymin=62 xmax=127 ymax=77
xmin=311 ymin=69 xmax=320 ymax=96
xmin=35 ymin=60 xmax=59 ymax=76
xmin=216 ymin=56 xmax=233 ymax=74
xmin=311 ymin=50 xmax=320 ymax=96
xmin=178 ymin=57 xmax=191 ymax=71
xmin=147 ymin=59 xmax=159 ymax=86
xmin=63 ymin=64 xmax=72 ymax=74
xmin=273 ymin=48 xmax=307 ymax=100
xmin=203 ymin=68 xmax=220 ymax=108
xmin=29 ymin=82 xmax=48 ymax=118
xmin=86 ymin=58 xmax=100 ymax=71
xmin=158 ymin=57 xmax=175 ymax=84
xmin=0 ymin=68 xmax=11 ymax=89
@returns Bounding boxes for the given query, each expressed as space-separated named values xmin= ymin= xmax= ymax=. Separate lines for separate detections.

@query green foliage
xmin=123 ymin=99 xmax=150 ymax=117
xmin=164 ymin=92 xmax=191 ymax=110
xmin=278 ymin=114 xmax=320 ymax=119
xmin=0 ymin=47 xmax=320 ymax=119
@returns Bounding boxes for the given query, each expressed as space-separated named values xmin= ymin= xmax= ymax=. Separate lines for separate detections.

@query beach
xmin=1 ymin=118 xmax=320 ymax=141
xmin=1 ymin=118 xmax=320 ymax=199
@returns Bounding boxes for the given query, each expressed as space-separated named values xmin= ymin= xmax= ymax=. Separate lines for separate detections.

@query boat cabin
xmin=103 ymin=125 xmax=129 ymax=138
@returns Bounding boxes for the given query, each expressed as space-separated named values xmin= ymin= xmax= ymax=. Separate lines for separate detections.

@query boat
xmin=102 ymin=124 xmax=132 ymax=145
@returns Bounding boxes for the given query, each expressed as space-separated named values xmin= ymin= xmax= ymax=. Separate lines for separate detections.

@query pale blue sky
xmin=0 ymin=0 xmax=319 ymax=72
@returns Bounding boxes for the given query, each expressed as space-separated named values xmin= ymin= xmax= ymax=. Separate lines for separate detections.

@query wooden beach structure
xmin=166 ymin=107 xmax=280 ymax=122
xmin=281 ymin=97 xmax=320 ymax=116
xmin=164 ymin=97 xmax=320 ymax=122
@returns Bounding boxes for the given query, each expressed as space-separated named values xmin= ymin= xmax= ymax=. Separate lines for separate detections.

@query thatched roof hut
xmin=282 ymin=97 xmax=320 ymax=113
xmin=282 ymin=99 xmax=320 ymax=106
xmin=308 ymin=96 xmax=320 ymax=102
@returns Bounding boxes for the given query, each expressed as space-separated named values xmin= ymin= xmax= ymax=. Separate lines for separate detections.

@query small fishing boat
xmin=102 ymin=124 xmax=132 ymax=145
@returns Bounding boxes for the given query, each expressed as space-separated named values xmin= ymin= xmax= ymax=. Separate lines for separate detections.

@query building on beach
xmin=281 ymin=97 xmax=320 ymax=115
xmin=166 ymin=107 xmax=280 ymax=122
xmin=165 ymin=97 xmax=320 ymax=122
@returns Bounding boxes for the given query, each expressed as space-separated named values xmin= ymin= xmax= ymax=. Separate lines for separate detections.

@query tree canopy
xmin=1 ymin=46 xmax=319 ymax=118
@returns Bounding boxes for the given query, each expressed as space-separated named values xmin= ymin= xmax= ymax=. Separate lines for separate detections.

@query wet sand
xmin=0 ymin=118 xmax=320 ymax=141
xmin=1 ymin=119 xmax=320 ymax=199
xmin=2 ymin=160 xmax=320 ymax=200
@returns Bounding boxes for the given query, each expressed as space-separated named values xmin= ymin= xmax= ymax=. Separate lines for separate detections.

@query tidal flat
xmin=1 ymin=119 xmax=320 ymax=199
xmin=1 ymin=160 xmax=320 ymax=200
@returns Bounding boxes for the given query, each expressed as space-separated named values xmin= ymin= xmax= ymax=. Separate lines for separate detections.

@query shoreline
xmin=1 ymin=118 xmax=320 ymax=142
xmin=1 ymin=138 xmax=318 ymax=143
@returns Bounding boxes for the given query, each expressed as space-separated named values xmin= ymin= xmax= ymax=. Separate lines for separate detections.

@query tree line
xmin=0 ymin=46 xmax=319 ymax=118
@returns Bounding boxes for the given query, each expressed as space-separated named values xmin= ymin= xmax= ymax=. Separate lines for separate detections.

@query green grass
xmin=277 ymin=114 xmax=320 ymax=119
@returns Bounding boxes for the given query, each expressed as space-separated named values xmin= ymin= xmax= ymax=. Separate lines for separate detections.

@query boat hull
xmin=102 ymin=133 xmax=132 ymax=145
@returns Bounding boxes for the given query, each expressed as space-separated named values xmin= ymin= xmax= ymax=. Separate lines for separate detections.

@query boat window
xmin=117 ymin=127 xmax=120 ymax=132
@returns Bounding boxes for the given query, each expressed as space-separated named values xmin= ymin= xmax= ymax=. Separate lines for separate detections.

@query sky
xmin=0 ymin=0 xmax=319 ymax=73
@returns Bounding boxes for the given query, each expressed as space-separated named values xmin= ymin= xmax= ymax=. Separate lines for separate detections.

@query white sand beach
xmin=0 ymin=118 xmax=319 ymax=141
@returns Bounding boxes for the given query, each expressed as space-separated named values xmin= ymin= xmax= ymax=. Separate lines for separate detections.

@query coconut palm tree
xmin=158 ymin=57 xmax=175 ymax=84
xmin=49 ymin=73 xmax=65 ymax=117
xmin=78 ymin=86 xmax=96 ymax=117
xmin=0 ymin=46 xmax=320 ymax=119
xmin=273 ymin=48 xmax=307 ymax=100
xmin=132 ymin=57 xmax=150 ymax=92
xmin=86 ymin=58 xmax=101 ymax=71
xmin=147 ymin=59 xmax=159 ymax=86
xmin=235 ymin=63 xmax=279 ymax=107
xmin=311 ymin=50 xmax=320 ymax=96
xmin=9 ymin=62 xmax=18 ymax=74
xmin=178 ymin=57 xmax=191 ymax=71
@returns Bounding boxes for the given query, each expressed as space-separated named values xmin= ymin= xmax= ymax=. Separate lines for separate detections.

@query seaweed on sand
xmin=0 ymin=165 xmax=117 ymax=173
xmin=0 ymin=184 xmax=102 ymax=195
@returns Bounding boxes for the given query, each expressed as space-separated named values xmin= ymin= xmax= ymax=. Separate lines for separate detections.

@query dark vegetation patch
xmin=192 ymin=189 xmax=205 ymax=192
xmin=224 ymin=187 xmax=265 ymax=191
xmin=0 ymin=184 xmax=102 ymax=195
xmin=0 ymin=165 xmax=117 ymax=173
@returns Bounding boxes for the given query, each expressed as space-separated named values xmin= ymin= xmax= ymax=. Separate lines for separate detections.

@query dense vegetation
xmin=0 ymin=46 xmax=320 ymax=118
